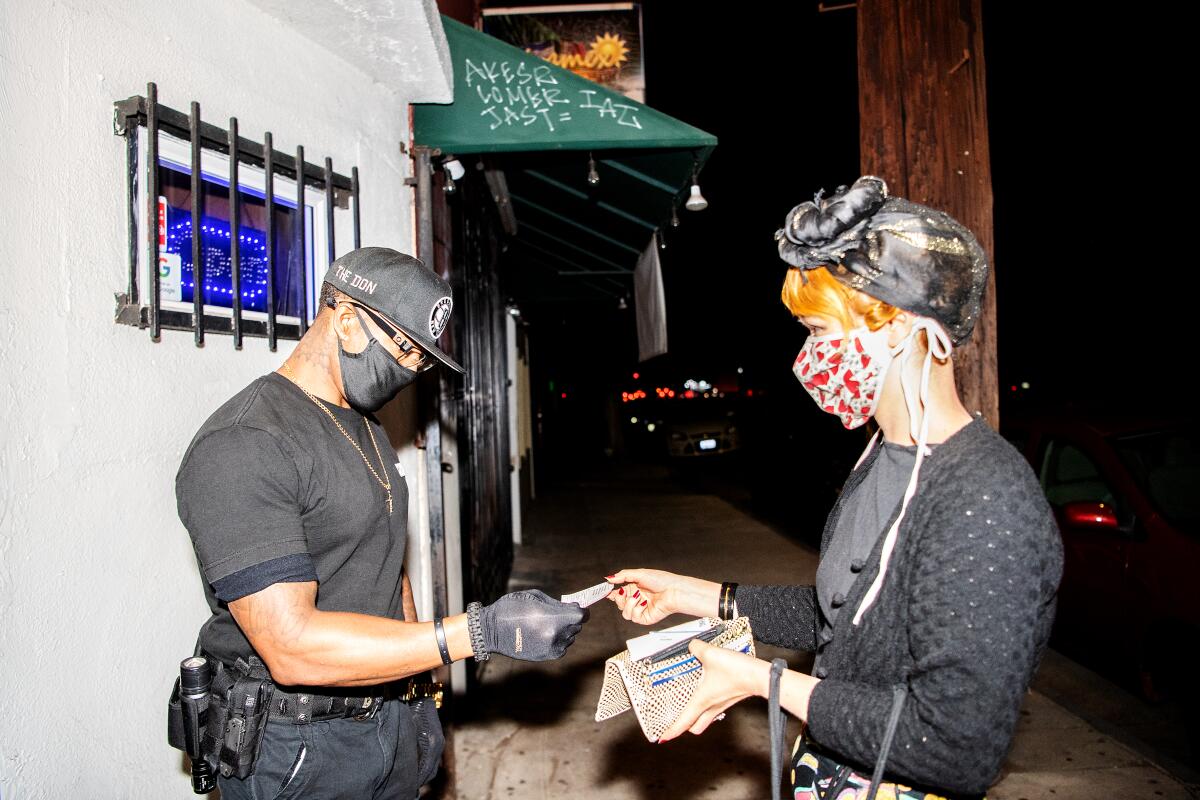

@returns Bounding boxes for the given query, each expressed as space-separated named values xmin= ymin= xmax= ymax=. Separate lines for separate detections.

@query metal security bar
xmin=113 ymin=82 xmax=361 ymax=347
xmin=190 ymin=101 xmax=203 ymax=347
xmin=264 ymin=133 xmax=277 ymax=350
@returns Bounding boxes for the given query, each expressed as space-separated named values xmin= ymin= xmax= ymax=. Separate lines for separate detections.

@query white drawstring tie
xmin=852 ymin=319 xmax=953 ymax=626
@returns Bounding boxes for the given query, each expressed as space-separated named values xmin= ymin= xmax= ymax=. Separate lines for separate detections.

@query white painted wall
xmin=0 ymin=1 xmax=448 ymax=796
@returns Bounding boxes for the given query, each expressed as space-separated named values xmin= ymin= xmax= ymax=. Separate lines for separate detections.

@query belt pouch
xmin=218 ymin=676 xmax=275 ymax=780
xmin=167 ymin=678 xmax=186 ymax=751
xmin=181 ymin=687 xmax=211 ymax=759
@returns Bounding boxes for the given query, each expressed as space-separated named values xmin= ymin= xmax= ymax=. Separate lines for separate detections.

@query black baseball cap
xmin=322 ymin=247 xmax=465 ymax=374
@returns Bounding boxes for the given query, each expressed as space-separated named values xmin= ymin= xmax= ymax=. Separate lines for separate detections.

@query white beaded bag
xmin=594 ymin=616 xmax=755 ymax=742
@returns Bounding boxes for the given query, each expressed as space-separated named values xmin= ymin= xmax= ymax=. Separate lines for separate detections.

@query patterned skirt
xmin=789 ymin=735 xmax=965 ymax=800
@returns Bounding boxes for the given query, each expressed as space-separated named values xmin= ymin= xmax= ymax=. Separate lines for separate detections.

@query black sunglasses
xmin=341 ymin=301 xmax=433 ymax=372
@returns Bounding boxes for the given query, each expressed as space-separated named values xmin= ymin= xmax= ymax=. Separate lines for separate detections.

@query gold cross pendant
xmin=387 ymin=496 xmax=393 ymax=515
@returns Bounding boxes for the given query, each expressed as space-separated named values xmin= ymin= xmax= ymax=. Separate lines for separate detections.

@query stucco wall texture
xmin=0 ymin=0 xmax=449 ymax=795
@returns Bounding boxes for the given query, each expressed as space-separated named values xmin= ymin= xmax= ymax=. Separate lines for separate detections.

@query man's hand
xmin=479 ymin=590 xmax=589 ymax=661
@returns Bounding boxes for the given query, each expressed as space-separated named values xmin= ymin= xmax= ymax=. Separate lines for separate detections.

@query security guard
xmin=175 ymin=247 xmax=587 ymax=798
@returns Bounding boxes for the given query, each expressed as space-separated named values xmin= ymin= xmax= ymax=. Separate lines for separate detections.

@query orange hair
xmin=781 ymin=266 xmax=900 ymax=333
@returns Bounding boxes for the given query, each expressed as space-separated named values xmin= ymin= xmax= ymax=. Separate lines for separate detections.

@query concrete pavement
xmin=447 ymin=464 xmax=1197 ymax=799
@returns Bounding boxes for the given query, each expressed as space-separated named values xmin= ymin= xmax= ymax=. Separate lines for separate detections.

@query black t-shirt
xmin=176 ymin=371 xmax=409 ymax=667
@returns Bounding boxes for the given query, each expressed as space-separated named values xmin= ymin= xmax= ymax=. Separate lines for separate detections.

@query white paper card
xmin=625 ymin=619 xmax=712 ymax=662
xmin=561 ymin=582 xmax=614 ymax=608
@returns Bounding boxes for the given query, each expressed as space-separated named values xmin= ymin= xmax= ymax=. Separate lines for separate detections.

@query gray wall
xmin=0 ymin=0 xmax=449 ymax=795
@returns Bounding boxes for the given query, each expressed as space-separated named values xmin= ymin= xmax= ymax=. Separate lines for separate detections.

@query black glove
xmin=411 ymin=698 xmax=445 ymax=787
xmin=477 ymin=589 xmax=589 ymax=661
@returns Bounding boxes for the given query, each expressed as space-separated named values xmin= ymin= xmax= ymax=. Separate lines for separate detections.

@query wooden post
xmin=858 ymin=0 xmax=999 ymax=427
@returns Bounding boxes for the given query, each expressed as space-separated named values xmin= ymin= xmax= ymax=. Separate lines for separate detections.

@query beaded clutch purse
xmin=594 ymin=616 xmax=755 ymax=742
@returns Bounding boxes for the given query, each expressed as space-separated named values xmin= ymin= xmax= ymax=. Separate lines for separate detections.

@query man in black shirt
xmin=176 ymin=247 xmax=586 ymax=798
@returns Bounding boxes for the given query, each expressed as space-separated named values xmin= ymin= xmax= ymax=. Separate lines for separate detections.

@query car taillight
xmin=1062 ymin=501 xmax=1119 ymax=530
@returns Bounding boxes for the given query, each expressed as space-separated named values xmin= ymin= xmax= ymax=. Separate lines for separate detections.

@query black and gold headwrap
xmin=774 ymin=176 xmax=988 ymax=347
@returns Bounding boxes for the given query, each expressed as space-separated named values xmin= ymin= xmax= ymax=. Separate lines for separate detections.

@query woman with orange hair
xmin=606 ymin=177 xmax=1062 ymax=800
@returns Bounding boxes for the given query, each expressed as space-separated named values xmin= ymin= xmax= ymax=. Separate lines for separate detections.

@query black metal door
xmin=440 ymin=167 xmax=514 ymax=606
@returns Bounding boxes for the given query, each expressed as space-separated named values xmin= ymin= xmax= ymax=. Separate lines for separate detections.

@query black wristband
xmin=719 ymin=582 xmax=739 ymax=620
xmin=466 ymin=601 xmax=489 ymax=662
xmin=433 ymin=617 xmax=452 ymax=665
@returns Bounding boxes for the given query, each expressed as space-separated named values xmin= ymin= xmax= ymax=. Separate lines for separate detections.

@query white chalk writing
xmin=462 ymin=58 xmax=643 ymax=134
xmin=577 ymin=90 xmax=643 ymax=130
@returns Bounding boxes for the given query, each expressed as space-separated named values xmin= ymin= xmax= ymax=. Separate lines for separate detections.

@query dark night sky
xmin=505 ymin=1 xmax=1186 ymax=423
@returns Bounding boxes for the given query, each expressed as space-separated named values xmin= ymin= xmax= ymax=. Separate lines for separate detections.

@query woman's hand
xmin=658 ymin=639 xmax=768 ymax=741
xmin=605 ymin=569 xmax=721 ymax=625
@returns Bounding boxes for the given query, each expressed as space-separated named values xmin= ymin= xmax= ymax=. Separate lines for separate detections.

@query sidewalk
xmin=449 ymin=464 xmax=1197 ymax=800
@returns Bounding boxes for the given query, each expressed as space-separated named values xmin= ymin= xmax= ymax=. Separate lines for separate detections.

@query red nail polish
xmin=605 ymin=574 xmax=616 ymax=579
xmin=618 ymin=588 xmax=625 ymax=595
xmin=640 ymin=600 xmax=648 ymax=607
xmin=634 ymin=591 xmax=641 ymax=598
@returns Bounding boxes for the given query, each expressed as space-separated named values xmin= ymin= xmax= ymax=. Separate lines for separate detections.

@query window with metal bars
xmin=113 ymin=82 xmax=362 ymax=350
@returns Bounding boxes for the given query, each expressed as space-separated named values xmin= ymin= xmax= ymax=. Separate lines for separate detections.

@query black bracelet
xmin=719 ymin=582 xmax=739 ymax=620
xmin=433 ymin=617 xmax=452 ymax=665
xmin=466 ymin=601 xmax=489 ymax=662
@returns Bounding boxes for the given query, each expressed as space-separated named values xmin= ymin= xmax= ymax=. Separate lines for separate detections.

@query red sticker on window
xmin=158 ymin=196 xmax=167 ymax=249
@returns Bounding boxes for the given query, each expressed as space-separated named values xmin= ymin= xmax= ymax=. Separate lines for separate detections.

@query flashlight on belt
xmin=180 ymin=656 xmax=217 ymax=794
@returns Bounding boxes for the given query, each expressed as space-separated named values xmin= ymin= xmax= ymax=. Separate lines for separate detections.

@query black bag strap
xmin=865 ymin=685 xmax=907 ymax=800
xmin=767 ymin=658 xmax=788 ymax=800
xmin=769 ymin=673 xmax=907 ymax=800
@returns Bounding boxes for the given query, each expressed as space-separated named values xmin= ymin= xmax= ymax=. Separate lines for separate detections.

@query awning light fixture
xmin=685 ymin=163 xmax=708 ymax=211
xmin=587 ymin=152 xmax=600 ymax=186
xmin=442 ymin=156 xmax=464 ymax=194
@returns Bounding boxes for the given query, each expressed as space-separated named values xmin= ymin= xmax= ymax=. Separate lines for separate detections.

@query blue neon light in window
xmin=164 ymin=213 xmax=271 ymax=312
xmin=157 ymin=157 xmax=312 ymax=321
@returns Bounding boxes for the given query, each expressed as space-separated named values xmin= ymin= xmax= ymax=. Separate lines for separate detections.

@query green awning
xmin=415 ymin=17 xmax=716 ymax=154
xmin=414 ymin=15 xmax=717 ymax=305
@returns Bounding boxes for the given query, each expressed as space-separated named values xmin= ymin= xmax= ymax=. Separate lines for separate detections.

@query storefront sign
xmin=483 ymin=4 xmax=645 ymax=103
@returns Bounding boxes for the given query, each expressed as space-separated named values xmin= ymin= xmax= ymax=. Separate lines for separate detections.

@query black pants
xmin=218 ymin=699 xmax=422 ymax=800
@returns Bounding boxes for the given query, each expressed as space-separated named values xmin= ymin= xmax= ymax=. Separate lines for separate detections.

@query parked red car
xmin=1006 ymin=413 xmax=1199 ymax=702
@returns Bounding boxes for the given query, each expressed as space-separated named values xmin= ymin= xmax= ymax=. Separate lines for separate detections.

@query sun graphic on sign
xmin=589 ymin=33 xmax=629 ymax=67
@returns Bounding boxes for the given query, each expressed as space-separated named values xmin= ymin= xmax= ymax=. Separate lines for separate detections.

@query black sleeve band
xmin=211 ymin=553 xmax=318 ymax=602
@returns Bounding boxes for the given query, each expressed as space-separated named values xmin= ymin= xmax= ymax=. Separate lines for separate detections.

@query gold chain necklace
xmin=280 ymin=362 xmax=393 ymax=515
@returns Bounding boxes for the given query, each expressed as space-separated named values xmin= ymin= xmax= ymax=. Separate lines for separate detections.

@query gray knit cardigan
xmin=738 ymin=415 xmax=1063 ymax=797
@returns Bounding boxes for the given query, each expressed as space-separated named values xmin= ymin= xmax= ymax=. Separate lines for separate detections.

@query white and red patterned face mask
xmin=793 ymin=326 xmax=895 ymax=429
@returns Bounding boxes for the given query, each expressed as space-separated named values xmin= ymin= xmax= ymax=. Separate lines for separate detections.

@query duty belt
xmin=209 ymin=656 xmax=442 ymax=725
xmin=271 ymin=680 xmax=444 ymax=724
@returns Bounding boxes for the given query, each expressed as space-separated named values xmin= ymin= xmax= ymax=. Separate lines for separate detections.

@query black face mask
xmin=338 ymin=307 xmax=418 ymax=413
